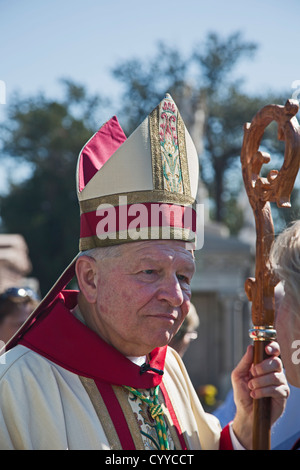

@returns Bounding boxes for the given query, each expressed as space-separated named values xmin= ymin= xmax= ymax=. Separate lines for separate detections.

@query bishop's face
xmin=88 ymin=240 xmax=195 ymax=357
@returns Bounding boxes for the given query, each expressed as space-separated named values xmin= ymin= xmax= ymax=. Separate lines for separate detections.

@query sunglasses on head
xmin=0 ymin=287 xmax=39 ymax=303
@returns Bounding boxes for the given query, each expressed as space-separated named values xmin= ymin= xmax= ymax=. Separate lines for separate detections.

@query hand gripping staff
xmin=240 ymin=99 xmax=300 ymax=450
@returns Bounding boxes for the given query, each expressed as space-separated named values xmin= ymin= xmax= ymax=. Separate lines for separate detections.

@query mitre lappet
xmin=4 ymin=93 xmax=200 ymax=349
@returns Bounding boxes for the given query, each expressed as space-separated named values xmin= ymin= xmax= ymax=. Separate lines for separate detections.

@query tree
xmin=112 ymin=41 xmax=190 ymax=135
xmin=0 ymin=81 xmax=108 ymax=294
xmin=112 ymin=32 xmax=289 ymax=233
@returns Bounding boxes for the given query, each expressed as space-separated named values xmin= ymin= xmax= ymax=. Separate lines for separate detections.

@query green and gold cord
xmin=124 ymin=385 xmax=169 ymax=450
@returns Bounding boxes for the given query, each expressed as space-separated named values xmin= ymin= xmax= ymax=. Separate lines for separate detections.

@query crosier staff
xmin=240 ymin=99 xmax=300 ymax=450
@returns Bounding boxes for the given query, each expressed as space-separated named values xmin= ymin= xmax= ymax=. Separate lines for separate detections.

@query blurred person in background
xmin=0 ymin=287 xmax=39 ymax=345
xmin=270 ymin=220 xmax=300 ymax=389
xmin=169 ymin=302 xmax=199 ymax=357
xmin=169 ymin=304 xmax=219 ymax=412
xmin=269 ymin=220 xmax=300 ymax=449
xmin=214 ymin=223 xmax=300 ymax=450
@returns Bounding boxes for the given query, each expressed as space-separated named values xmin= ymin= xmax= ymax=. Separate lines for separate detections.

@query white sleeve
xmin=229 ymin=422 xmax=246 ymax=450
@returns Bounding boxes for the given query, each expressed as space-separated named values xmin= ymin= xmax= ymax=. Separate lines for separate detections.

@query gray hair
xmin=78 ymin=245 xmax=123 ymax=261
xmin=270 ymin=220 xmax=300 ymax=314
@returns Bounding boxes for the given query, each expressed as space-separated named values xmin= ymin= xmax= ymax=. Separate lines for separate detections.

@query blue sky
xmin=1 ymin=0 xmax=300 ymax=190
xmin=1 ymin=0 xmax=300 ymax=107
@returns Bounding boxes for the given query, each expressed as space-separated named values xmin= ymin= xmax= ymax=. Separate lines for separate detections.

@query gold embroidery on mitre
xmin=149 ymin=95 xmax=190 ymax=196
xmin=79 ymin=190 xmax=195 ymax=214
xmin=177 ymin=112 xmax=191 ymax=197
xmin=149 ymin=107 xmax=164 ymax=191
xmin=79 ymin=226 xmax=196 ymax=251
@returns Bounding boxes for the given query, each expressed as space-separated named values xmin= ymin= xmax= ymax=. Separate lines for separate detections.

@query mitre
xmin=76 ymin=93 xmax=199 ymax=250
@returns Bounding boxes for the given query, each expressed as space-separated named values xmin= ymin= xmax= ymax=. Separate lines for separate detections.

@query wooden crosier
xmin=240 ymin=99 xmax=300 ymax=450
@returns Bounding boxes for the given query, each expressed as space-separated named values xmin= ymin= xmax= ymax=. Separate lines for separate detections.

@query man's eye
xmin=177 ymin=274 xmax=189 ymax=283
xmin=143 ymin=270 xmax=154 ymax=275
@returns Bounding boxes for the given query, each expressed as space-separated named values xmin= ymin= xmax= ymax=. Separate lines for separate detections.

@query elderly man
xmin=0 ymin=94 xmax=288 ymax=450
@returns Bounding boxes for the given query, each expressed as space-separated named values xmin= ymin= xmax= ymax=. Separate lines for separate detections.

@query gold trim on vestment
xmin=112 ymin=385 xmax=145 ymax=450
xmin=79 ymin=190 xmax=195 ymax=215
xmin=113 ymin=385 xmax=183 ymax=450
xmin=79 ymin=376 xmax=122 ymax=450
xmin=79 ymin=376 xmax=185 ymax=450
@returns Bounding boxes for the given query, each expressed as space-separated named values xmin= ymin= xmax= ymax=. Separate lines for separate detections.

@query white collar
xmin=126 ymin=355 xmax=147 ymax=366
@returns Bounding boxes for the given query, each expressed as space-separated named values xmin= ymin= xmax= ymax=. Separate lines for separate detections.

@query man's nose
xmin=157 ymin=275 xmax=184 ymax=307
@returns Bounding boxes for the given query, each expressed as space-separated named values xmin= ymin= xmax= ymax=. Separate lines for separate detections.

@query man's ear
xmin=75 ymin=255 xmax=98 ymax=303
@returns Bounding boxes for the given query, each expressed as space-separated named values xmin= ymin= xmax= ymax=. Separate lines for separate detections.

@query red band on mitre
xmin=80 ymin=202 xmax=196 ymax=241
